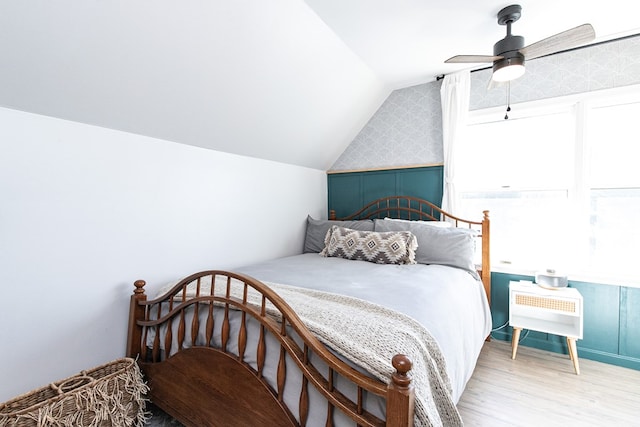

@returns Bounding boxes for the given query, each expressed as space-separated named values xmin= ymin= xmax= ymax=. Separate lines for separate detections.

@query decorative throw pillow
xmin=303 ymin=216 xmax=375 ymax=254
xmin=319 ymin=225 xmax=418 ymax=265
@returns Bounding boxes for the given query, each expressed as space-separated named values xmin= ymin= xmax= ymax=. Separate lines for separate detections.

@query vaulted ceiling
xmin=1 ymin=1 xmax=637 ymax=170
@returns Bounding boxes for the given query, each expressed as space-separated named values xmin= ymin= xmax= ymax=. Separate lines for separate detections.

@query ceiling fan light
xmin=492 ymin=56 xmax=525 ymax=82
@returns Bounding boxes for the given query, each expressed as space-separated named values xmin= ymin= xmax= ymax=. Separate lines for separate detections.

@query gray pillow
xmin=374 ymin=218 xmax=478 ymax=273
xmin=303 ymin=215 xmax=374 ymax=253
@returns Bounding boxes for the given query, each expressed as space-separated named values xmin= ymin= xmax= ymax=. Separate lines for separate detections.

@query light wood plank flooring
xmin=457 ymin=340 xmax=640 ymax=426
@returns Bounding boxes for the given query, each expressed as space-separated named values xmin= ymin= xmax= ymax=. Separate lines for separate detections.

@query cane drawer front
xmin=513 ymin=292 xmax=579 ymax=315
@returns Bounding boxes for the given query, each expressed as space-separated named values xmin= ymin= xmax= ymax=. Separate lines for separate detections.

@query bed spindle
xmin=205 ymin=300 xmax=214 ymax=346
xmin=164 ymin=299 xmax=173 ymax=360
xmin=189 ymin=278 xmax=201 ymax=347
xmin=256 ymin=295 xmax=268 ymax=378
xmin=325 ymin=403 xmax=334 ymax=427
xmin=191 ymin=302 xmax=200 ymax=347
xmin=298 ymin=345 xmax=310 ymax=426
xmin=257 ymin=324 xmax=266 ymax=377
xmin=221 ymin=278 xmax=231 ymax=352
xmin=299 ymin=373 xmax=309 ymax=426
xmin=277 ymin=345 xmax=287 ymax=402
xmin=177 ymin=297 xmax=186 ymax=351
xmin=238 ymin=285 xmax=248 ymax=361
xmin=140 ymin=323 xmax=148 ymax=361
xmin=325 ymin=367 xmax=334 ymax=427
xmin=152 ymin=309 xmax=161 ymax=363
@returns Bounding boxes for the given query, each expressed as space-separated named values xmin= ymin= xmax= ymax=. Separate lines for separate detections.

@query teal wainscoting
xmin=491 ymin=272 xmax=640 ymax=371
xmin=327 ymin=166 xmax=443 ymax=218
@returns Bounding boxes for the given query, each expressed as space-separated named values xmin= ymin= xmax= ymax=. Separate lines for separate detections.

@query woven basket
xmin=0 ymin=358 xmax=149 ymax=427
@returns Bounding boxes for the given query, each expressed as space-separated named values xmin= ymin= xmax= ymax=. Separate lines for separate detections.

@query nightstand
xmin=509 ymin=280 xmax=583 ymax=374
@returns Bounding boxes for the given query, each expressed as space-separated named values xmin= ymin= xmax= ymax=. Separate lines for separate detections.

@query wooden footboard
xmin=126 ymin=271 xmax=415 ymax=427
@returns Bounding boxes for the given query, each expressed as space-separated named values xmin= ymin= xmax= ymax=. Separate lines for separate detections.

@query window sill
xmin=490 ymin=263 xmax=640 ymax=289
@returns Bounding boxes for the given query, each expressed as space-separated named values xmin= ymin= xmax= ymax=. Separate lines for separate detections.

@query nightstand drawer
xmin=512 ymin=292 xmax=580 ymax=315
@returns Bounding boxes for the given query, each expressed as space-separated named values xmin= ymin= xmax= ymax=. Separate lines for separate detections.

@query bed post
xmin=386 ymin=354 xmax=415 ymax=427
xmin=126 ymin=280 xmax=147 ymax=359
xmin=481 ymin=210 xmax=491 ymax=307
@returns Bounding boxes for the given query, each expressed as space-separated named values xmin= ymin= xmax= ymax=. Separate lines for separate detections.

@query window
xmin=457 ymin=85 xmax=640 ymax=285
xmin=587 ymin=100 xmax=640 ymax=282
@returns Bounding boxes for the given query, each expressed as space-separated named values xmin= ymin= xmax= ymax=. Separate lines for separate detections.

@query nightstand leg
xmin=567 ymin=337 xmax=580 ymax=375
xmin=511 ymin=328 xmax=522 ymax=359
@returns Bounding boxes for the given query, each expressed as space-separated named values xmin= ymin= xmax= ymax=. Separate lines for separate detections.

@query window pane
xmin=460 ymin=190 xmax=572 ymax=270
xmin=589 ymin=188 xmax=640 ymax=280
xmin=460 ymin=113 xmax=574 ymax=190
xmin=589 ymin=101 xmax=640 ymax=188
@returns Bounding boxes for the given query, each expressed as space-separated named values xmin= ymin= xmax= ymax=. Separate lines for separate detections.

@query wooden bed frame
xmin=126 ymin=196 xmax=490 ymax=427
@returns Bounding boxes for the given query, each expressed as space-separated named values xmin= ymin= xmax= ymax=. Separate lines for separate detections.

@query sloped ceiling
xmin=0 ymin=1 xmax=638 ymax=170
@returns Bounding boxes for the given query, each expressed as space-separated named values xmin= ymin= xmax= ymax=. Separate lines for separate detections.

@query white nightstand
xmin=509 ymin=280 xmax=583 ymax=374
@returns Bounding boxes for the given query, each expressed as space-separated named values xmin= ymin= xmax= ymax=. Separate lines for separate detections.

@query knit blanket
xmin=158 ymin=277 xmax=463 ymax=427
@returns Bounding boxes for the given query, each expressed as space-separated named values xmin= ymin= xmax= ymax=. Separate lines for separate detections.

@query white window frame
xmin=463 ymin=84 xmax=640 ymax=287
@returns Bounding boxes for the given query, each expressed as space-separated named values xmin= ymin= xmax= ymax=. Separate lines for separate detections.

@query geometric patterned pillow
xmin=319 ymin=225 xmax=418 ymax=265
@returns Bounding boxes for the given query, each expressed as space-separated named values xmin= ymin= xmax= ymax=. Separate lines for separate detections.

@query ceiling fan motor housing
xmin=493 ymin=35 xmax=524 ymax=57
xmin=493 ymin=35 xmax=525 ymax=76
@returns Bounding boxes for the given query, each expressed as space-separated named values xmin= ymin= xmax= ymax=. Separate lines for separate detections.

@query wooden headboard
xmin=329 ymin=195 xmax=491 ymax=306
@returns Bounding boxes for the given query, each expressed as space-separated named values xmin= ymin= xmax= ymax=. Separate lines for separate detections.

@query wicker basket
xmin=0 ymin=358 xmax=149 ymax=427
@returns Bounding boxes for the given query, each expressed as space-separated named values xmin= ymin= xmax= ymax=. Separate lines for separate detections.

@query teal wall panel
xmin=620 ymin=287 xmax=640 ymax=358
xmin=397 ymin=168 xmax=443 ymax=202
xmin=327 ymin=166 xmax=443 ymax=218
xmin=327 ymin=174 xmax=364 ymax=217
xmin=570 ymin=281 xmax=619 ymax=354
xmin=362 ymin=172 xmax=396 ymax=202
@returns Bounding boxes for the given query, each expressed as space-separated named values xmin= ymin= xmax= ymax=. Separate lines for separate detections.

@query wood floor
xmin=457 ymin=340 xmax=640 ymax=426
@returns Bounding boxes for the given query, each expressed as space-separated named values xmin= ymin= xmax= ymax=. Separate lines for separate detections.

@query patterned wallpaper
xmin=329 ymin=34 xmax=640 ymax=172
xmin=329 ymin=81 xmax=443 ymax=171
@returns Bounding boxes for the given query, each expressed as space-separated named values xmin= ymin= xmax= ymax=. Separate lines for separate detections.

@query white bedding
xmin=235 ymin=253 xmax=492 ymax=403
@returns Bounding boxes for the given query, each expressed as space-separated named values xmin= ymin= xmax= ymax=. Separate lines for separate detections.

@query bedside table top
xmin=509 ymin=280 xmax=582 ymax=298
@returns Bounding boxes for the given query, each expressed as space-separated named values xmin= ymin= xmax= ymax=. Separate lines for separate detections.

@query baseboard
xmin=490 ymin=331 xmax=640 ymax=371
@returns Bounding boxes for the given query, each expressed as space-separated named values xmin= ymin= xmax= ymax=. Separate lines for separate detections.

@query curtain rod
xmin=436 ymin=31 xmax=640 ymax=81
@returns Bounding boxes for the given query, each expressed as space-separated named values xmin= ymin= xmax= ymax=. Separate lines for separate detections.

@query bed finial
xmin=483 ymin=210 xmax=490 ymax=221
xmin=133 ymin=280 xmax=146 ymax=295
xmin=391 ymin=354 xmax=412 ymax=388
xmin=329 ymin=209 xmax=336 ymax=220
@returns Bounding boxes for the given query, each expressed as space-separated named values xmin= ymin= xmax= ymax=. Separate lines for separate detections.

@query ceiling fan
xmin=445 ymin=4 xmax=596 ymax=82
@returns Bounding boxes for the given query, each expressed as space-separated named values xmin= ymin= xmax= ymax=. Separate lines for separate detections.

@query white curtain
xmin=440 ymin=70 xmax=471 ymax=216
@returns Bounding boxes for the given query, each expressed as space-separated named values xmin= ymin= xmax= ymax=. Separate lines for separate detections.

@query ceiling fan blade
xmin=445 ymin=54 xmax=503 ymax=63
xmin=520 ymin=24 xmax=596 ymax=60
xmin=487 ymin=78 xmax=508 ymax=90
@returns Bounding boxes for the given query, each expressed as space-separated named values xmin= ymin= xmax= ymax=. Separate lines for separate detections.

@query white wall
xmin=0 ymin=107 xmax=327 ymax=402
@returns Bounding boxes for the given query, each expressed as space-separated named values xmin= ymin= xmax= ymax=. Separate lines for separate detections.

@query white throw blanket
xmin=158 ymin=277 xmax=463 ymax=427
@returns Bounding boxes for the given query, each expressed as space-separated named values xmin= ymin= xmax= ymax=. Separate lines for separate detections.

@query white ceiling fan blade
xmin=487 ymin=78 xmax=508 ymax=91
xmin=520 ymin=24 xmax=596 ymax=60
xmin=445 ymin=54 xmax=503 ymax=63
